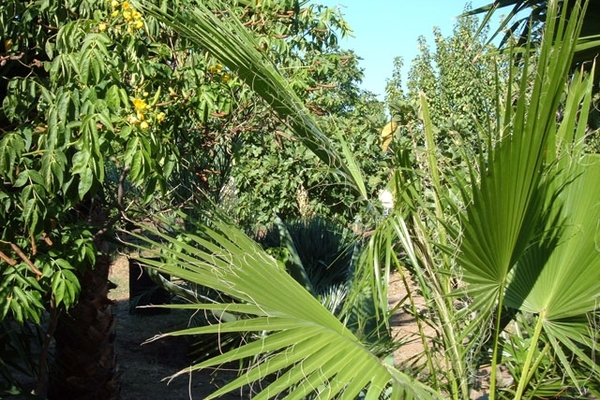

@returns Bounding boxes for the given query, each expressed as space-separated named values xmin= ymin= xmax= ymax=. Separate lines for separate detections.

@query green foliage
xmin=391 ymin=7 xmax=509 ymax=167
xmin=143 ymin=0 xmax=387 ymax=231
xmin=0 ymin=0 xmax=368 ymax=325
xmin=3 ymin=0 xmax=599 ymax=399
xmin=380 ymin=2 xmax=600 ymax=399
xmin=257 ymin=217 xmax=357 ymax=293
xmin=131 ymin=211 xmax=441 ymax=400
xmin=232 ymin=97 xmax=388 ymax=229
xmin=1 ymin=0 xmax=181 ymax=324
xmin=0 ymin=0 xmax=379 ymax=394
xmin=126 ymin=0 xmax=600 ymax=399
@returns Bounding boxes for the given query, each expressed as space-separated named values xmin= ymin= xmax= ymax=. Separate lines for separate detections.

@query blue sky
xmin=317 ymin=1 xmax=493 ymax=98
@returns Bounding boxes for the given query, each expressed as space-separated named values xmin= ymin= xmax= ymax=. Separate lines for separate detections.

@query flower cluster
xmin=208 ymin=63 xmax=223 ymax=74
xmin=110 ymin=1 xmax=144 ymax=32
xmin=128 ymin=93 xmax=165 ymax=130
xmin=208 ymin=63 xmax=231 ymax=84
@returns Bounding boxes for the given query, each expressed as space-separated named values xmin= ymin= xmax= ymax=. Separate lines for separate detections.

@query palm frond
xmin=467 ymin=0 xmax=600 ymax=74
xmin=130 ymin=212 xmax=441 ymax=399
xmin=457 ymin=0 xmax=600 ymax=394
xmin=136 ymin=0 xmax=368 ymax=200
xmin=505 ymin=153 xmax=600 ymax=319
xmin=457 ymin=0 xmax=587 ymax=311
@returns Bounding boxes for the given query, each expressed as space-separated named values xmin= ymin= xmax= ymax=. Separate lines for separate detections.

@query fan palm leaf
xmin=131 ymin=213 xmax=441 ymax=400
xmin=505 ymin=155 xmax=600 ymax=319
xmin=457 ymin=0 xmax=600 ymax=395
xmin=457 ymin=0 xmax=588 ymax=315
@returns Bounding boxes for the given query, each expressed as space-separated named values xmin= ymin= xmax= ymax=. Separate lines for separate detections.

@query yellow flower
xmin=136 ymin=111 xmax=145 ymax=121
xmin=98 ymin=22 xmax=108 ymax=32
xmin=127 ymin=115 xmax=139 ymax=124
xmin=123 ymin=10 xmax=132 ymax=21
xmin=133 ymin=19 xmax=144 ymax=30
xmin=111 ymin=10 xmax=119 ymax=17
xmin=132 ymin=98 xmax=148 ymax=111
xmin=139 ymin=121 xmax=149 ymax=130
xmin=111 ymin=0 xmax=119 ymax=7
xmin=132 ymin=10 xmax=142 ymax=19
xmin=222 ymin=73 xmax=230 ymax=83
xmin=215 ymin=63 xmax=222 ymax=72
xmin=156 ymin=112 xmax=165 ymax=123
xmin=122 ymin=1 xmax=130 ymax=9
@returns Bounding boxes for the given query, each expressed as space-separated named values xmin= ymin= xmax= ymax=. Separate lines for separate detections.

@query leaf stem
xmin=489 ymin=284 xmax=506 ymax=400
xmin=10 ymin=242 xmax=43 ymax=277
xmin=514 ymin=309 xmax=546 ymax=399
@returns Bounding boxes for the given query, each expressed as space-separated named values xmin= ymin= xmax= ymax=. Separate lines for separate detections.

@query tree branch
xmin=10 ymin=243 xmax=43 ymax=277
xmin=0 ymin=249 xmax=17 ymax=266
xmin=34 ymin=295 xmax=60 ymax=396
xmin=95 ymin=166 xmax=130 ymax=239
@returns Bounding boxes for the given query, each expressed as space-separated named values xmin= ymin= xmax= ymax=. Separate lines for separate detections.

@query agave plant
xmin=130 ymin=0 xmax=600 ymax=399
xmin=256 ymin=217 xmax=357 ymax=295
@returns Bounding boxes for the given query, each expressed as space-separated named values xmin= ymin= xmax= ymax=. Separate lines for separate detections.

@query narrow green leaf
xmin=52 ymin=272 xmax=66 ymax=306
xmin=0 ymin=133 xmax=23 ymax=179
xmin=79 ymin=52 xmax=90 ymax=85
xmin=90 ymin=53 xmax=101 ymax=84
xmin=105 ymin=85 xmax=121 ymax=110
xmin=78 ymin=168 xmax=94 ymax=199
xmin=57 ymin=91 xmax=71 ymax=124
xmin=129 ymin=151 xmax=144 ymax=183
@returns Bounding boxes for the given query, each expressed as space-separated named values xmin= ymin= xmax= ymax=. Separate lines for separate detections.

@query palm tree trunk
xmin=47 ymin=246 xmax=120 ymax=400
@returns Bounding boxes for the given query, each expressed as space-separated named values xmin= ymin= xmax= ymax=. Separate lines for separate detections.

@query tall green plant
xmin=456 ymin=2 xmax=600 ymax=397
xmin=373 ymin=96 xmax=472 ymax=400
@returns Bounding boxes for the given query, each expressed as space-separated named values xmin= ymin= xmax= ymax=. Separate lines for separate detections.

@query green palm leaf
xmin=132 ymin=213 xmax=441 ymax=400
xmin=457 ymin=0 xmax=588 ymax=312
xmin=456 ymin=0 xmax=600 ymax=394
xmin=136 ymin=0 xmax=368 ymax=201
xmin=505 ymin=155 xmax=600 ymax=319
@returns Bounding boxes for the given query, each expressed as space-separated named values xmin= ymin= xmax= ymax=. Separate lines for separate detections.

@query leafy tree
xmin=232 ymin=82 xmax=387 ymax=230
xmin=223 ymin=7 xmax=387 ymax=231
xmin=382 ymin=9 xmax=510 ymax=231
xmin=0 ymin=0 xmax=364 ymax=397
xmin=402 ymin=8 xmax=507 ymax=152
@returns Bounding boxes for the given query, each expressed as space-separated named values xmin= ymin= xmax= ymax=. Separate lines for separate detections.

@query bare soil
xmin=110 ymin=256 xmax=243 ymax=400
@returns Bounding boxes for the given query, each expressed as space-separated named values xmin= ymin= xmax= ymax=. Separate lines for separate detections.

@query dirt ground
xmin=108 ymin=256 xmax=435 ymax=400
xmin=110 ymin=256 xmax=243 ymax=400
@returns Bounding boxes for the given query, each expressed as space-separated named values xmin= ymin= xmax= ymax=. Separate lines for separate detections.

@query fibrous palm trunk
xmin=47 ymin=247 xmax=120 ymax=400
